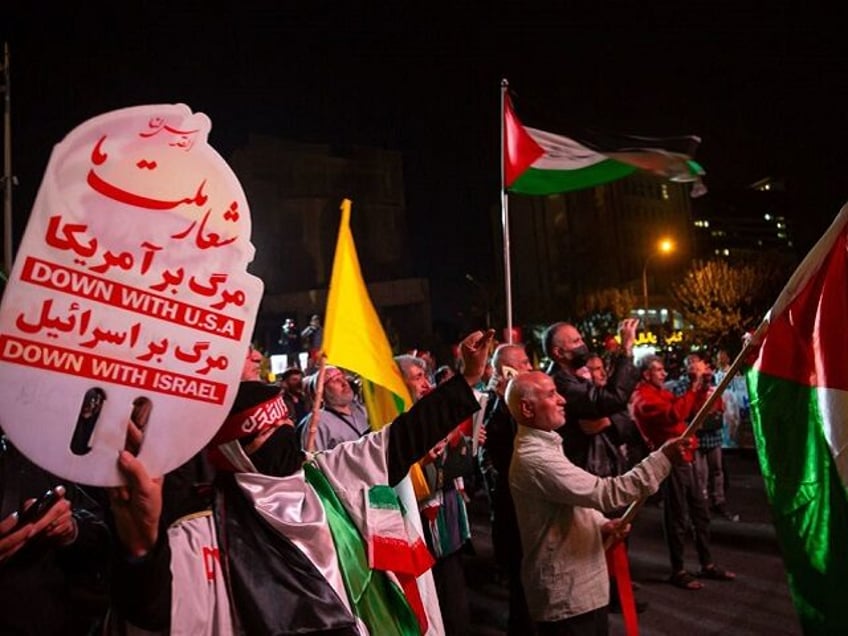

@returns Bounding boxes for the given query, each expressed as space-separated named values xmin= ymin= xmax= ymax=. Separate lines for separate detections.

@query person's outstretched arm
xmin=386 ymin=330 xmax=492 ymax=484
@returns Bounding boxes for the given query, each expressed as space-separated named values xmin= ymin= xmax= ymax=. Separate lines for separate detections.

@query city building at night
xmin=228 ymin=135 xmax=432 ymax=354
xmin=690 ymin=176 xmax=796 ymax=261
xmin=501 ymin=173 xmax=695 ymax=324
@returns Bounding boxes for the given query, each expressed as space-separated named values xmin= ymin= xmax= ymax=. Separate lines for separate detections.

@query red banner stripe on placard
xmin=0 ymin=335 xmax=227 ymax=404
xmin=20 ymin=257 xmax=244 ymax=340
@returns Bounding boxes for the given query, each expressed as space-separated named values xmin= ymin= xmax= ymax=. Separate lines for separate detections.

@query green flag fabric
xmin=747 ymin=203 xmax=848 ymax=634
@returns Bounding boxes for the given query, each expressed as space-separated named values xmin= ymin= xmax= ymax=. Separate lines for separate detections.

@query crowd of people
xmin=0 ymin=315 xmax=753 ymax=635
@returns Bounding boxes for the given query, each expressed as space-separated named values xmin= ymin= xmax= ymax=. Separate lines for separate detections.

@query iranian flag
xmin=747 ymin=202 xmax=848 ymax=634
xmin=503 ymin=93 xmax=706 ymax=195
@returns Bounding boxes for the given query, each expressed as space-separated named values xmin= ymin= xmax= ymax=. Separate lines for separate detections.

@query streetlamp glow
xmin=642 ymin=236 xmax=675 ymax=314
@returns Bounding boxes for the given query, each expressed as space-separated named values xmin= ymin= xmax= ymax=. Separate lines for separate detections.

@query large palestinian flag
xmin=747 ymin=203 xmax=848 ymax=634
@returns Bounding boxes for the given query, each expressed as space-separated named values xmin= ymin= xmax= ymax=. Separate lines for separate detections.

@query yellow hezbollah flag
xmin=324 ymin=199 xmax=412 ymax=430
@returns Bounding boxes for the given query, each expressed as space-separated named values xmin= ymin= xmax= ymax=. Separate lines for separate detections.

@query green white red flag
xmin=747 ymin=202 xmax=848 ymax=634
xmin=503 ymin=93 xmax=705 ymax=195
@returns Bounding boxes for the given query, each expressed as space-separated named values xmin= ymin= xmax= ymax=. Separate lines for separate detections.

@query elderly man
xmin=298 ymin=366 xmax=370 ymax=451
xmin=507 ymin=371 xmax=689 ymax=635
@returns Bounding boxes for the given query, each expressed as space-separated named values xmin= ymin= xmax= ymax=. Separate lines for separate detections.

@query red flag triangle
xmin=504 ymin=95 xmax=544 ymax=187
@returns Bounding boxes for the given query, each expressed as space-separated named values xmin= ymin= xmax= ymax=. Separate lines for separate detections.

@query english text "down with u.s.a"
xmin=23 ymin=257 xmax=243 ymax=338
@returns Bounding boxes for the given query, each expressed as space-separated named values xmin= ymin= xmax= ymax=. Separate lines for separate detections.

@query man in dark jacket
xmin=542 ymin=319 xmax=640 ymax=468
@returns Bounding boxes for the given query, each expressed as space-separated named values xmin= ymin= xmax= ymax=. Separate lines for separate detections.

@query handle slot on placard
xmin=70 ymin=387 xmax=107 ymax=455
xmin=125 ymin=396 xmax=152 ymax=456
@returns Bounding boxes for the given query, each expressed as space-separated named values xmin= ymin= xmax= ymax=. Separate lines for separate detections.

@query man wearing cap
xmin=108 ymin=330 xmax=494 ymax=635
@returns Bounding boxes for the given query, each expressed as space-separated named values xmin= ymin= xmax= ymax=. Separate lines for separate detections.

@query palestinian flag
xmin=504 ymin=93 xmax=705 ymax=195
xmin=747 ymin=202 xmax=848 ymax=634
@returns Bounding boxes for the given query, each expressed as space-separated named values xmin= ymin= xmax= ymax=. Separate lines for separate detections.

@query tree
xmin=671 ymin=255 xmax=794 ymax=351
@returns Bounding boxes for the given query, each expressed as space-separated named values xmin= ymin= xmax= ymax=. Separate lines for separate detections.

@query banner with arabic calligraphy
xmin=0 ymin=104 xmax=264 ymax=485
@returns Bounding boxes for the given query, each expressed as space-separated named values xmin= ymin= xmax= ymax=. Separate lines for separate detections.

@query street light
xmin=642 ymin=237 xmax=675 ymax=314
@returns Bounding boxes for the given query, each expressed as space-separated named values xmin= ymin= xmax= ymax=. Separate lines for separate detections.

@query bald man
xmin=506 ymin=371 xmax=689 ymax=636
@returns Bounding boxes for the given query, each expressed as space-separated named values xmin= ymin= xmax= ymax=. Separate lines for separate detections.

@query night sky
xmin=4 ymin=4 xmax=848 ymax=325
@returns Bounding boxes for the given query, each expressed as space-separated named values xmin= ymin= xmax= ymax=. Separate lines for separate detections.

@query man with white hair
xmin=298 ymin=366 xmax=369 ymax=451
xmin=507 ymin=371 xmax=690 ymax=635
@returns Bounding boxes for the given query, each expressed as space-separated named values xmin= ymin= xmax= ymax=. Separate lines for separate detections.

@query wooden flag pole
xmin=305 ymin=353 xmax=327 ymax=454
xmin=681 ymin=319 xmax=769 ymax=438
xmin=603 ymin=319 xmax=769 ymax=549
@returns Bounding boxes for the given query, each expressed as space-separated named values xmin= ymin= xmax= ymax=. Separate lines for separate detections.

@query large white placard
xmin=0 ymin=104 xmax=263 ymax=485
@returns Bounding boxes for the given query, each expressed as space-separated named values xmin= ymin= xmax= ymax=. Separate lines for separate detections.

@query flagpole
xmin=305 ymin=353 xmax=327 ymax=453
xmin=680 ymin=319 xmax=769 ymax=439
xmin=500 ymin=79 xmax=514 ymax=344
xmin=603 ymin=319 xmax=769 ymax=549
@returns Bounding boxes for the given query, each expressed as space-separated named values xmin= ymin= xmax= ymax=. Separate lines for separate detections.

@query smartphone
xmin=17 ymin=488 xmax=61 ymax=527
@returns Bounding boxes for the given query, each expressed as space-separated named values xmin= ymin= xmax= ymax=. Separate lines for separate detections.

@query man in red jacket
xmin=630 ymin=355 xmax=735 ymax=591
